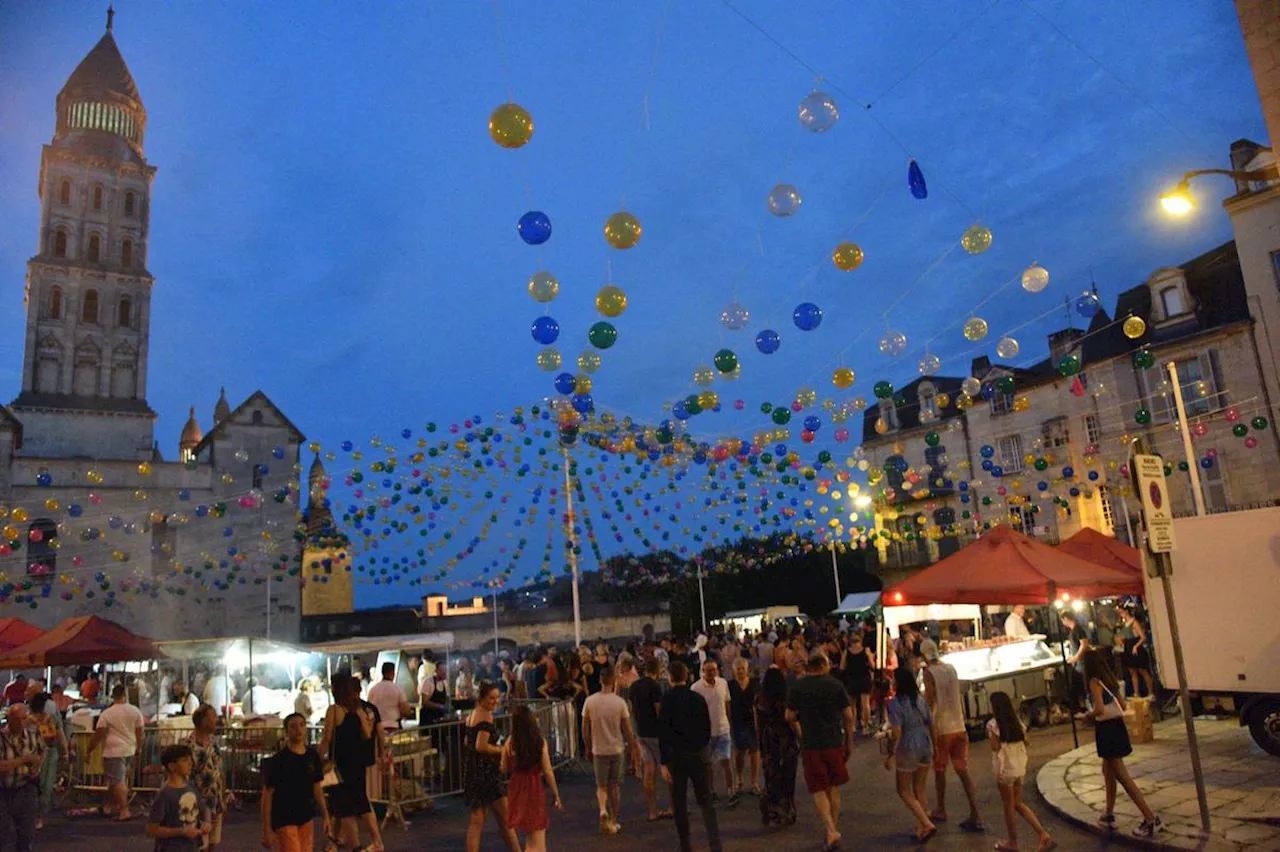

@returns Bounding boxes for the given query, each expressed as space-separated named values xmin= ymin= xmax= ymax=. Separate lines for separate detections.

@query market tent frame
xmin=0 ymin=618 xmax=44 ymax=653
xmin=1057 ymin=527 xmax=1143 ymax=575
xmin=0 ymin=615 xmax=162 ymax=668
xmin=302 ymin=633 xmax=455 ymax=656
xmin=831 ymin=592 xmax=881 ymax=616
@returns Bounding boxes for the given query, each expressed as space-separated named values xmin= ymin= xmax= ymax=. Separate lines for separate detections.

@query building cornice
xmin=1223 ymin=183 xmax=1280 ymax=215
xmin=27 ymin=259 xmax=155 ymax=287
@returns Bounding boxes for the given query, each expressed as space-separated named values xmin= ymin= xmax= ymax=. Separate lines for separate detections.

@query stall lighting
xmin=1071 ymin=599 xmax=1085 ymax=613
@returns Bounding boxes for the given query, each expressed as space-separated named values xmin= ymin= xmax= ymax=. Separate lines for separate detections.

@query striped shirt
xmin=0 ymin=723 xmax=45 ymax=789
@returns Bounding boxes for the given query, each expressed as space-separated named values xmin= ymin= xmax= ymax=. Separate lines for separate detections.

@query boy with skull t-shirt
xmin=146 ymin=744 xmax=207 ymax=852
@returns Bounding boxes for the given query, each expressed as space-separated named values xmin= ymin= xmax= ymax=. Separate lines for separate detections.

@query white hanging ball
xmin=996 ymin=336 xmax=1020 ymax=359
xmin=798 ymin=91 xmax=839 ymax=132
xmin=767 ymin=184 xmax=802 ymax=217
xmin=1021 ymin=263 xmax=1049 ymax=293
xmin=918 ymin=354 xmax=941 ymax=376
xmin=878 ymin=329 xmax=907 ymax=356
xmin=720 ymin=301 xmax=750 ymax=330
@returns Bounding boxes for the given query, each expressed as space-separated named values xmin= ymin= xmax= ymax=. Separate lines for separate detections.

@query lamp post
xmin=1158 ymin=166 xmax=1278 ymax=217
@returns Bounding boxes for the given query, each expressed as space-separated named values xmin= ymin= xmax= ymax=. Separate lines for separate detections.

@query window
xmin=53 ymin=229 xmax=67 ymax=258
xmin=1160 ymin=286 xmax=1185 ymax=318
xmin=92 ymin=185 xmax=102 ymax=210
xmin=884 ymin=455 xmax=907 ymax=493
xmin=59 ymin=180 xmax=71 ymax=205
xmin=1202 ymin=454 xmax=1229 ymax=513
xmin=49 ymin=287 xmax=62 ymax=320
xmin=918 ymin=383 xmax=937 ymax=420
xmin=879 ymin=399 xmax=898 ymax=431
xmin=1084 ymin=413 xmax=1101 ymax=445
xmin=997 ymin=434 xmax=1025 ymax=472
xmin=121 ymin=239 xmax=133 ymax=267
xmin=124 ymin=191 xmax=136 ymax=216
xmin=253 ymin=464 xmax=264 ymax=489
xmin=118 ymin=295 xmax=132 ymax=328
xmin=82 ymin=289 xmax=99 ymax=323
xmin=1010 ymin=505 xmax=1035 ymax=536
xmin=990 ymin=389 xmax=1014 ymax=416
xmin=1042 ymin=418 xmax=1069 ymax=448
xmin=1098 ymin=485 xmax=1116 ymax=532
xmin=1167 ymin=353 xmax=1223 ymax=418
xmin=924 ymin=445 xmax=947 ymax=472
xmin=87 ymin=234 xmax=100 ymax=262
xmin=252 ymin=410 xmax=265 ymax=425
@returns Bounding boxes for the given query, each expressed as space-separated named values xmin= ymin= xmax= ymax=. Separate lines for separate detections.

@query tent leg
xmin=1056 ymin=617 xmax=1079 ymax=749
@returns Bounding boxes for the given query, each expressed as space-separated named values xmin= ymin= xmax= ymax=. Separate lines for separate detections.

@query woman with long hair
xmin=318 ymin=673 xmax=385 ymax=852
xmin=501 ymin=704 xmax=563 ymax=852
xmin=754 ymin=667 xmax=798 ymax=826
xmin=463 ymin=682 xmax=520 ymax=852
xmin=841 ymin=633 xmax=874 ymax=735
xmin=884 ymin=665 xmax=936 ymax=842
xmin=1083 ymin=649 xmax=1162 ymax=838
xmin=1120 ymin=607 xmax=1155 ymax=699
xmin=987 ymin=691 xmax=1054 ymax=851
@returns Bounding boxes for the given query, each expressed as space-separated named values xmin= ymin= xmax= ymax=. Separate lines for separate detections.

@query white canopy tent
xmin=830 ymin=591 xmax=881 ymax=616
xmin=303 ymin=632 xmax=454 ymax=655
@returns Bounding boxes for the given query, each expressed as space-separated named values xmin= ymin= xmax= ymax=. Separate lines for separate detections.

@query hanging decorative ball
xmin=1057 ymin=354 xmax=1081 ymax=376
xmin=723 ymin=363 xmax=742 ymax=381
xmin=918 ymin=354 xmax=941 ymax=376
xmin=1013 ymin=395 xmax=1030 ymax=413
xmin=1075 ymin=291 xmax=1101 ymax=319
xmin=36 ymin=472 xmax=52 ymax=487
xmin=908 ymin=160 xmax=928 ymax=199
xmin=531 ymin=316 xmax=560 ymax=345
xmin=772 ymin=408 xmax=792 ymax=426
xmin=1192 ymin=423 xmax=1209 ymax=438
xmin=934 ymin=392 xmax=950 ymax=409
xmin=767 ymin=184 xmax=802 ymax=217
xmin=925 ymin=431 xmax=940 ymax=447
xmin=996 ymin=375 xmax=1015 ymax=394
xmin=793 ymin=302 xmax=822 ymax=331
xmin=798 ymin=91 xmax=839 ymax=132
xmin=1134 ymin=408 xmax=1151 ymax=425
xmin=1233 ymin=423 xmax=1249 ymax=438
xmin=1133 ymin=348 xmax=1155 ymax=370
xmin=517 ymin=211 xmax=552 ymax=245
xmin=1224 ymin=407 xmax=1240 ymax=423
xmin=535 ymin=347 xmax=561 ymax=374
xmin=832 ymin=242 xmax=864 ymax=271
xmin=961 ymin=225 xmax=993 ymax=255
xmin=879 ymin=329 xmax=907 ymax=356
xmin=1021 ymin=263 xmax=1049 ymax=293
xmin=577 ymin=350 xmax=601 ymax=374
xmin=595 ymin=284 xmax=628 ymax=318
xmin=528 ymin=271 xmax=559 ymax=303
xmin=1245 ymin=436 xmax=1259 ymax=449
xmin=720 ymin=302 xmax=749 ymax=330
xmin=693 ymin=366 xmax=715 ymax=387
xmin=963 ymin=317 xmax=989 ymax=342
xmin=697 ymin=390 xmax=718 ymax=411
xmin=832 ymin=367 xmax=855 ymax=389
xmin=588 ymin=321 xmax=618 ymax=349
xmin=1122 ymin=315 xmax=1146 ymax=339
xmin=553 ymin=373 xmax=576 ymax=395
xmin=1253 ymin=416 xmax=1270 ymax=430
xmin=961 ymin=377 xmax=982 ymax=397
xmin=489 ymin=103 xmax=534 ymax=148
xmin=996 ymin=336 xmax=1020 ymax=359
xmin=873 ymin=380 xmax=894 ymax=399
xmin=874 ymin=418 xmax=889 ymax=435
xmin=796 ymin=387 xmax=818 ymax=408
xmin=713 ymin=349 xmax=738 ymax=374
xmin=755 ymin=329 xmax=781 ymax=354
xmin=604 ymin=212 xmax=642 ymax=249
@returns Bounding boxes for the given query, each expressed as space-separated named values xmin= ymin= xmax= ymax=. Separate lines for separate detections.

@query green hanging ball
xmin=713 ymin=348 xmax=738 ymax=373
xmin=760 ymin=402 xmax=773 ymax=414
xmin=1057 ymin=355 xmax=1081 ymax=376
xmin=996 ymin=375 xmax=1015 ymax=394
xmin=1174 ymin=462 xmax=1185 ymax=473
xmin=588 ymin=321 xmax=618 ymax=349
xmin=1252 ymin=416 xmax=1269 ymax=431
xmin=1134 ymin=408 xmax=1151 ymax=425
xmin=982 ymin=496 xmax=992 ymax=506
xmin=925 ymin=431 xmax=940 ymax=447
xmin=873 ymin=380 xmax=894 ymax=399
xmin=1233 ymin=423 xmax=1249 ymax=437
xmin=1133 ymin=349 xmax=1154 ymax=370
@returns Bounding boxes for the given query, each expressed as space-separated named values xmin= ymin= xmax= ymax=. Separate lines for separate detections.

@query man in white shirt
xmin=202 ymin=670 xmax=235 ymax=713
xmin=923 ymin=650 xmax=984 ymax=831
xmin=582 ymin=667 xmax=634 ymax=836
xmin=1004 ymin=605 xmax=1031 ymax=639
xmin=368 ymin=662 xmax=411 ymax=730
xmin=690 ymin=660 xmax=734 ymax=802
xmin=88 ymin=685 xmax=145 ymax=821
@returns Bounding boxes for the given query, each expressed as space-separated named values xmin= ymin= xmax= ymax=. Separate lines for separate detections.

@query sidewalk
xmin=1036 ymin=717 xmax=1280 ymax=851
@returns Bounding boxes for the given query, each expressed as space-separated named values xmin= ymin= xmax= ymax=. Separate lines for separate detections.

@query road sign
xmin=1133 ymin=453 xmax=1175 ymax=553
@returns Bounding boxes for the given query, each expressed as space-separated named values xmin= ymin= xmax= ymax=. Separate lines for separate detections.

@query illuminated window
xmin=49 ymin=287 xmax=62 ymax=320
xmin=124 ymin=191 xmax=136 ymax=216
xmin=121 ymin=239 xmax=133 ymax=268
xmin=1099 ymin=486 xmax=1115 ymax=531
xmin=118 ymin=295 xmax=132 ymax=328
xmin=59 ymin=180 xmax=71 ymax=205
xmin=83 ymin=289 xmax=99 ymax=324
xmin=92 ymin=186 xmax=103 ymax=211
xmin=1084 ymin=413 xmax=1101 ymax=444
xmin=53 ymin=229 xmax=67 ymax=258
xmin=87 ymin=234 xmax=100 ymax=262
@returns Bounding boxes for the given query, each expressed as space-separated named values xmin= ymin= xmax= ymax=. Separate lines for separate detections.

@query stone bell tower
xmin=11 ymin=8 xmax=158 ymax=460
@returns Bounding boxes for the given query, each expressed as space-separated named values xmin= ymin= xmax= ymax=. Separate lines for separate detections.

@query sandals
xmin=994 ymin=843 xmax=1020 ymax=852
xmin=960 ymin=817 xmax=986 ymax=833
xmin=915 ymin=826 xmax=938 ymax=843
xmin=646 ymin=810 xmax=673 ymax=822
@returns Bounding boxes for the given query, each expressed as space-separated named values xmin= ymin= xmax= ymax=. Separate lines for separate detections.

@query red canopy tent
xmin=1057 ymin=527 xmax=1143 ymax=576
xmin=0 ymin=615 xmax=161 ymax=669
xmin=0 ymin=618 xmax=44 ymax=653
xmin=883 ymin=525 xmax=1145 ymax=606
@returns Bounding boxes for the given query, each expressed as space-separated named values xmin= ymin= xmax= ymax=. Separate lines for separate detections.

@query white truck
xmin=1144 ymin=505 xmax=1280 ymax=756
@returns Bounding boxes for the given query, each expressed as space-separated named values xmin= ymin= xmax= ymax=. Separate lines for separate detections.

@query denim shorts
xmin=103 ymin=756 xmax=131 ymax=784
xmin=895 ymin=743 xmax=933 ymax=771
xmin=707 ymin=734 xmax=731 ymax=761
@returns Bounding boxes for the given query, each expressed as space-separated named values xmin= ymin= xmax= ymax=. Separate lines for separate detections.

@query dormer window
xmin=59 ymin=180 xmax=72 ymax=206
xmin=879 ymin=399 xmax=898 ymax=431
xmin=918 ymin=382 xmax=938 ymax=420
xmin=1147 ymin=267 xmax=1192 ymax=322
xmin=1160 ymin=286 xmax=1185 ymax=317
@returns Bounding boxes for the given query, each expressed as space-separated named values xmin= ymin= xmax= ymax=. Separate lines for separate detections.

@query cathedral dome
xmin=179 ymin=407 xmax=202 ymax=446
xmin=55 ymin=13 xmax=146 ymax=152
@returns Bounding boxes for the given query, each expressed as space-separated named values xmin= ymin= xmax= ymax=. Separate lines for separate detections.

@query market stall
xmin=1058 ymin=527 xmax=1143 ymax=575
xmin=0 ymin=618 xmax=44 ymax=654
xmin=711 ymin=606 xmax=804 ymax=636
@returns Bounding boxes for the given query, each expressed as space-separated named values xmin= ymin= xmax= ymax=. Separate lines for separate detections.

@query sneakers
xmin=1097 ymin=813 xmax=1116 ymax=830
xmin=727 ymin=790 xmax=742 ymax=808
xmin=1132 ymin=818 xmax=1163 ymax=838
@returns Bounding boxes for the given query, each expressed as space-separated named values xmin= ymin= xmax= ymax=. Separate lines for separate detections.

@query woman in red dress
xmin=501 ymin=704 xmax=562 ymax=852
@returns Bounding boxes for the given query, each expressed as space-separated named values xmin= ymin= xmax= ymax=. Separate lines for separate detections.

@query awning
xmin=1057 ymin=527 xmax=1143 ymax=576
xmin=831 ymin=592 xmax=881 ymax=616
xmin=0 ymin=615 xmax=162 ymax=668
xmin=0 ymin=618 xmax=44 ymax=654
xmin=304 ymin=632 xmax=454 ymax=655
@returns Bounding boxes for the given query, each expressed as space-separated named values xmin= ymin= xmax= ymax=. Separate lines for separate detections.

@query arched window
xmin=53 ymin=229 xmax=68 ymax=258
xmin=92 ymin=185 xmax=103 ymax=210
xmin=121 ymin=239 xmax=133 ymax=268
xmin=1161 ymin=286 xmax=1185 ymax=318
xmin=59 ymin=180 xmax=71 ymax=205
xmin=252 ymin=410 xmax=265 ymax=425
xmin=83 ymin=289 xmax=100 ymax=323
xmin=124 ymin=191 xmax=136 ymax=216
xmin=87 ymin=234 xmax=100 ymax=262
xmin=26 ymin=519 xmax=58 ymax=575
xmin=118 ymin=295 xmax=132 ymax=328
xmin=49 ymin=286 xmax=62 ymax=320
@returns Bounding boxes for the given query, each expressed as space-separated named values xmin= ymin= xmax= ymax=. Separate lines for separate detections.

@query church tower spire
xmin=10 ymin=11 xmax=158 ymax=460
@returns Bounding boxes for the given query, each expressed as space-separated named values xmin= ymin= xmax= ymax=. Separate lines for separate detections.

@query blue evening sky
xmin=0 ymin=2 xmax=1264 ymax=606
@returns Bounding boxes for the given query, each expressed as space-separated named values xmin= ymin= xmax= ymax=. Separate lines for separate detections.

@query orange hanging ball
xmin=489 ymin=103 xmax=534 ymax=149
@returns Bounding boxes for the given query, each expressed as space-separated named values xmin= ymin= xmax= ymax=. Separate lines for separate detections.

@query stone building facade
xmin=0 ymin=18 xmax=307 ymax=641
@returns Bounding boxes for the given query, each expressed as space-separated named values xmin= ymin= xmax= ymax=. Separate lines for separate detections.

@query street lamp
xmin=1158 ymin=166 xmax=1278 ymax=218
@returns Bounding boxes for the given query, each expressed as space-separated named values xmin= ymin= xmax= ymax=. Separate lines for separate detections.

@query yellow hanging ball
xmin=574 ymin=374 xmax=592 ymax=394
xmin=1123 ymin=316 xmax=1146 ymax=339
xmin=595 ymin=284 xmax=628 ymax=318
xmin=1013 ymin=395 xmax=1030 ymax=413
xmin=698 ymin=391 xmax=719 ymax=410
xmin=935 ymin=392 xmax=950 ymax=409
xmin=11 ymin=508 xmax=28 ymax=523
xmin=874 ymin=418 xmax=889 ymax=435
xmin=44 ymin=498 xmax=58 ymax=511
xmin=963 ymin=317 xmax=989 ymax=342
xmin=488 ymin=102 xmax=534 ymax=149
xmin=137 ymin=462 xmax=151 ymax=476
xmin=961 ymin=224 xmax=993 ymax=255
xmin=831 ymin=242 xmax=864 ymax=271
xmin=604 ymin=212 xmax=642 ymax=250
xmin=832 ymin=367 xmax=855 ymax=389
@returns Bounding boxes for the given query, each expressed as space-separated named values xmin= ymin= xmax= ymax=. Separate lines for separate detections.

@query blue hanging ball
xmin=1037 ymin=481 xmax=1049 ymax=491
xmin=272 ymin=446 xmax=285 ymax=459
xmin=980 ymin=383 xmax=997 ymax=401
xmin=980 ymin=444 xmax=995 ymax=458
xmin=1069 ymin=487 xmax=1081 ymax=497
xmin=908 ymin=159 xmax=928 ymax=199
xmin=1199 ymin=457 xmax=1214 ymax=469
xmin=531 ymin=316 xmax=560 ymax=345
xmin=401 ymin=429 xmax=412 ymax=440
xmin=958 ymin=481 xmax=969 ymax=492
xmin=960 ymin=493 xmax=970 ymax=504
xmin=571 ymin=393 xmax=594 ymax=414
xmin=981 ymin=459 xmax=993 ymax=471
xmin=554 ymin=372 xmax=576 ymax=395
xmin=755 ymin=329 xmax=781 ymax=354
xmin=792 ymin=302 xmax=822 ymax=331
xmin=341 ymin=440 xmax=354 ymax=452
xmin=1075 ymin=292 xmax=1101 ymax=319
xmin=517 ymin=211 xmax=552 ymax=245
xmin=36 ymin=472 xmax=52 ymax=487
xmin=1062 ymin=466 xmax=1075 ymax=478
xmin=1087 ymin=470 xmax=1099 ymax=481
xmin=991 ymin=466 xmax=1004 ymax=478
xmin=673 ymin=401 xmax=689 ymax=421
xmin=68 ymin=504 xmax=82 ymax=518
xmin=803 ymin=415 xmax=821 ymax=432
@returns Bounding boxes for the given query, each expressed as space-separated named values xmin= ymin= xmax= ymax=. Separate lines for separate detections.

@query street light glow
xmin=1159 ymin=180 xmax=1195 ymax=217
xmin=853 ymin=495 xmax=872 ymax=509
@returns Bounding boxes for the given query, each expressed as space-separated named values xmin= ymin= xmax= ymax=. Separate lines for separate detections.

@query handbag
xmin=320 ymin=712 xmax=343 ymax=788
xmin=874 ymin=720 xmax=894 ymax=756
xmin=1096 ymin=683 xmax=1124 ymax=721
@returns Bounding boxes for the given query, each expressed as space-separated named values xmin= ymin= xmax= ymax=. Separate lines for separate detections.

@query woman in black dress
xmin=464 ymin=682 xmax=520 ymax=852
xmin=1083 ymin=650 xmax=1162 ymax=839
xmin=319 ymin=672 xmax=385 ymax=852
xmin=754 ymin=667 xmax=798 ymax=826
xmin=841 ymin=633 xmax=875 ymax=734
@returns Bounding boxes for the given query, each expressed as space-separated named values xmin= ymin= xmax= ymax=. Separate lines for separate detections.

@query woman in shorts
xmin=987 ymin=691 xmax=1054 ymax=851
xmin=883 ymin=666 xmax=936 ymax=843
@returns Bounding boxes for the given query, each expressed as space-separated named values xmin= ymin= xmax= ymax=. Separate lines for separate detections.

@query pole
xmin=563 ymin=448 xmax=582 ymax=648
xmin=266 ymin=572 xmax=272 ymax=641
xmin=830 ymin=541 xmax=842 ymax=608
xmin=696 ymin=562 xmax=707 ymax=634
xmin=492 ymin=587 xmax=500 ymax=656
xmin=1130 ymin=435 xmax=1210 ymax=834
xmin=1167 ymin=360 xmax=1207 ymax=516
xmin=1051 ymin=589 xmax=1080 ymax=750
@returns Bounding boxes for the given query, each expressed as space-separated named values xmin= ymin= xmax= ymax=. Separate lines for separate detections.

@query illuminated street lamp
xmin=1158 ymin=165 xmax=1278 ymax=217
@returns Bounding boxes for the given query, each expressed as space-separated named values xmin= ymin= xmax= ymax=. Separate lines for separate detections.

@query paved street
xmin=28 ymin=725 xmax=1119 ymax=851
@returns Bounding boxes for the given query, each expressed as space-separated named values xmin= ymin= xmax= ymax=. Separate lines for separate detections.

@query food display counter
xmin=941 ymin=635 xmax=1063 ymax=729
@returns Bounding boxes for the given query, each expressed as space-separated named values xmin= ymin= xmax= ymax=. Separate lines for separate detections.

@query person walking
xmin=923 ymin=649 xmax=984 ymax=833
xmin=884 ymin=665 xmax=937 ymax=843
xmin=987 ymin=691 xmax=1054 ymax=852
xmin=690 ymin=660 xmax=734 ymax=803
xmin=88 ymin=683 xmax=145 ymax=821
xmin=582 ymin=666 xmax=634 ymax=835
xmin=841 ymin=634 xmax=874 ymax=735
xmin=501 ymin=703 xmax=563 ymax=852
xmin=786 ymin=652 xmax=854 ymax=852
xmin=658 ymin=661 xmax=723 ymax=852
xmin=754 ymin=667 xmax=798 ymax=827
xmin=261 ymin=712 xmax=329 ymax=852
xmin=145 ymin=744 xmax=207 ymax=851
xmin=630 ymin=658 xmax=673 ymax=822
xmin=1061 ymin=612 xmax=1092 ymax=713
xmin=1083 ymin=649 xmax=1162 ymax=838
xmin=728 ymin=658 xmax=760 ymax=798
xmin=318 ymin=673 xmax=385 ymax=852
xmin=0 ymin=702 xmax=45 ymax=851
xmin=185 ymin=705 xmax=226 ymax=851
xmin=461 ymin=682 xmax=520 ymax=852
xmin=28 ymin=692 xmax=67 ymax=830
